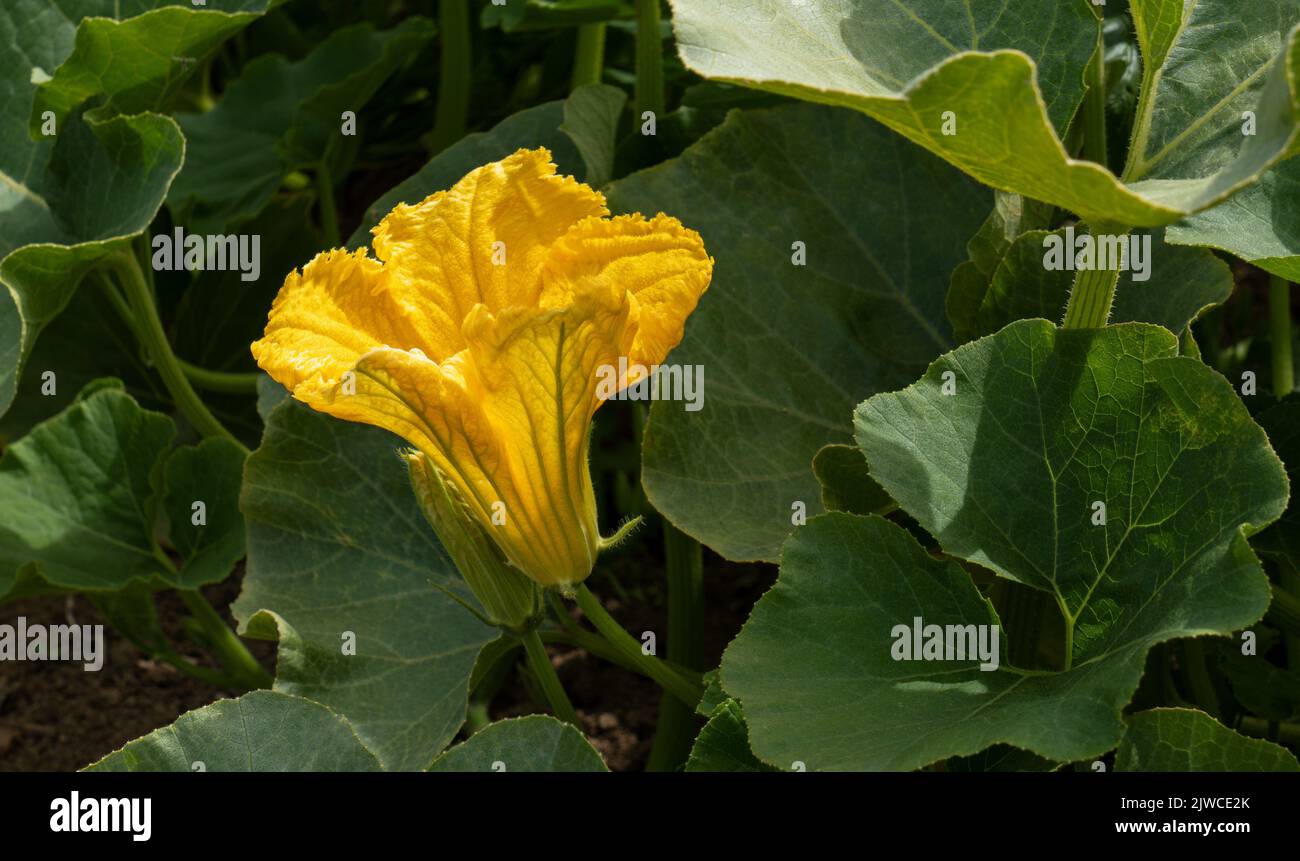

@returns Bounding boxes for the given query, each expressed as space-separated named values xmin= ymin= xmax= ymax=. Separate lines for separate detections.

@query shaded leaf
xmin=234 ymin=398 xmax=496 ymax=771
xmin=427 ymin=715 xmax=608 ymax=772
xmin=86 ymin=690 xmax=381 ymax=772
xmin=685 ymin=699 xmax=778 ymax=772
xmin=609 ymin=102 xmax=989 ymax=561
xmin=1116 ymin=708 xmax=1300 ymax=771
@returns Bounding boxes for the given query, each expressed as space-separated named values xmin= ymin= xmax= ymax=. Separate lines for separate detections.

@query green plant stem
xmin=1270 ymin=275 xmax=1294 ymax=397
xmin=573 ymin=584 xmax=702 ymax=708
xmin=1178 ymin=639 xmax=1219 ymax=716
xmin=106 ymin=253 xmax=248 ymax=452
xmin=520 ymin=629 xmax=580 ymax=727
xmin=176 ymin=359 xmax=260 ymax=395
xmin=315 ymin=161 xmax=340 ymax=248
xmin=1280 ymin=563 xmax=1300 ymax=670
xmin=1082 ymin=34 xmax=1108 ymax=167
xmin=1238 ymin=716 xmax=1300 ymax=746
xmin=430 ymin=0 xmax=471 ymax=154
xmin=1267 ymin=581 xmax=1300 ymax=638
xmin=572 ymin=23 xmax=606 ymax=89
xmin=634 ymin=0 xmax=664 ymax=120
xmin=646 ymin=524 xmax=705 ymax=771
xmin=178 ymin=589 xmax=272 ymax=690
xmin=1061 ymin=253 xmax=1123 ymax=329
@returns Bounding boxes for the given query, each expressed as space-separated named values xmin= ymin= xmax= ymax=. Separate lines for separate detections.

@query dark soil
xmin=0 ymin=555 xmax=773 ymax=773
xmin=0 ymin=577 xmax=275 ymax=772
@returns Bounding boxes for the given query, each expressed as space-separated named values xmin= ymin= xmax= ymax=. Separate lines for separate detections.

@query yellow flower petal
xmin=252 ymin=149 xmax=713 ymax=588
xmin=370 ymin=147 xmax=609 ymax=360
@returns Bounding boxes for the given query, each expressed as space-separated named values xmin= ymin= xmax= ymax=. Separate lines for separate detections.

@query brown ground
xmin=0 ymin=556 xmax=773 ymax=772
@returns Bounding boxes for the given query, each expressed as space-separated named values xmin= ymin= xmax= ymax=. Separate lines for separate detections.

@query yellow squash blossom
xmin=252 ymin=148 xmax=712 ymax=589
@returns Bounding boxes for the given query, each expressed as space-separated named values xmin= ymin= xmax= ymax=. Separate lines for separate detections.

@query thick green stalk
xmin=1082 ymin=35 xmax=1108 ymax=167
xmin=178 ymin=589 xmax=272 ymax=690
xmin=107 ymin=253 xmax=248 ymax=451
xmin=315 ymin=161 xmax=340 ymax=248
xmin=177 ymin=359 xmax=260 ymax=395
xmin=634 ymin=0 xmax=664 ymax=120
xmin=573 ymin=584 xmax=702 ymax=707
xmin=1271 ymin=276 xmax=1294 ymax=396
xmin=1062 ymin=263 xmax=1122 ymax=329
xmin=1238 ymin=716 xmax=1300 ymax=746
xmin=572 ymin=23 xmax=606 ymax=89
xmin=520 ymin=629 xmax=580 ymax=727
xmin=1267 ymin=580 xmax=1300 ymax=638
xmin=646 ymin=524 xmax=705 ymax=771
xmin=1178 ymin=639 xmax=1220 ymax=716
xmin=430 ymin=0 xmax=471 ymax=153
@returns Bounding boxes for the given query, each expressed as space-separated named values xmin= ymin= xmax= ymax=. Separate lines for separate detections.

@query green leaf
xmin=427 ymin=715 xmax=608 ymax=772
xmin=86 ymin=690 xmax=381 ymax=772
xmin=947 ymin=192 xmax=1057 ymax=343
xmin=685 ymin=699 xmax=779 ymax=772
xmin=29 ymin=1 xmax=279 ymax=134
xmin=725 ymin=322 xmax=1287 ymax=770
xmin=1116 ymin=708 xmax=1300 ymax=771
xmin=163 ymin=437 xmax=247 ymax=589
xmin=811 ymin=444 xmax=892 ymax=516
xmin=946 ymin=745 xmax=1059 ymax=772
xmin=668 ymin=0 xmax=1300 ymax=227
xmin=234 ymin=398 xmax=497 ymax=771
xmin=608 ymin=102 xmax=990 ymax=561
xmin=0 ymin=111 xmax=183 ymax=421
xmin=0 ymin=387 xmax=174 ymax=601
xmin=168 ymin=17 xmax=434 ymax=231
xmin=0 ymin=281 xmax=167 ymax=446
xmin=1168 ymin=159 xmax=1300 ymax=281
xmin=348 ymin=90 xmax=611 ymax=247
xmin=560 ymin=83 xmax=628 ymax=188
xmin=968 ymin=229 xmax=1231 ymax=337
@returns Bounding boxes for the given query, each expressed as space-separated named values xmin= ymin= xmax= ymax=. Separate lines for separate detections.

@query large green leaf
xmin=0 ymin=386 xmax=173 ymax=601
xmin=668 ymin=0 xmax=1300 ymax=227
xmin=86 ymin=690 xmax=381 ymax=772
xmin=608 ymin=102 xmax=989 ymax=561
xmin=0 ymin=383 xmax=247 ymax=601
xmin=168 ymin=17 xmax=434 ymax=232
xmin=0 ymin=1 xmax=286 ymax=419
xmin=427 ymin=716 xmax=608 ymax=772
xmin=725 ymin=323 xmax=1287 ymax=769
xmin=29 ymin=1 xmax=279 ymax=133
xmin=1116 ymin=708 xmax=1300 ymax=771
xmin=1168 ymin=159 xmax=1300 ymax=280
xmin=234 ymin=398 xmax=497 ymax=772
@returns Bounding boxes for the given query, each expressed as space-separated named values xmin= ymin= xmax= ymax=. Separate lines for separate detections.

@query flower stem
xmin=572 ymin=23 xmax=606 ymax=89
xmin=1061 ymin=240 xmax=1125 ymax=329
xmin=634 ymin=0 xmax=664 ymax=120
xmin=646 ymin=523 xmax=705 ymax=771
xmin=1082 ymin=32 xmax=1108 ymax=167
xmin=176 ymin=359 xmax=260 ymax=395
xmin=315 ymin=160 xmax=340 ymax=248
xmin=1270 ymin=275 xmax=1294 ymax=397
xmin=573 ymin=584 xmax=702 ymax=708
xmin=430 ymin=0 xmax=471 ymax=154
xmin=178 ymin=589 xmax=272 ymax=690
xmin=520 ymin=629 xmax=580 ymax=727
xmin=106 ymin=253 xmax=248 ymax=452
